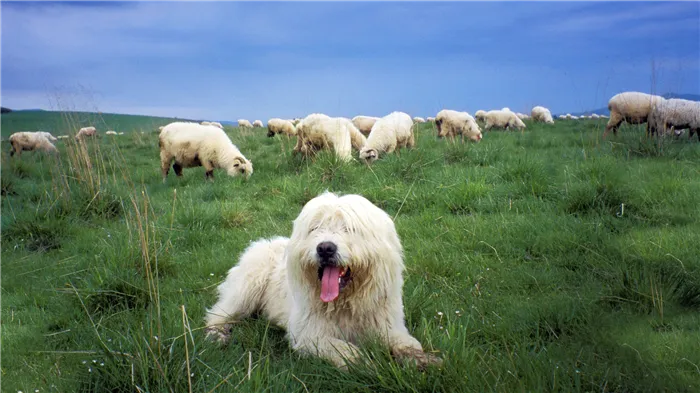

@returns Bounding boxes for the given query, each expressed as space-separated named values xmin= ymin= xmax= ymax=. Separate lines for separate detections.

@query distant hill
xmin=662 ymin=93 xmax=700 ymax=101
xmin=0 ymin=109 xmax=197 ymax=138
xmin=563 ymin=92 xmax=700 ymax=117
xmin=1 ymin=107 xmax=12 ymax=114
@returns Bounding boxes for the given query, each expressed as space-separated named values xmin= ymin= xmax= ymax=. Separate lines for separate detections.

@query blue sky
xmin=2 ymin=1 xmax=699 ymax=120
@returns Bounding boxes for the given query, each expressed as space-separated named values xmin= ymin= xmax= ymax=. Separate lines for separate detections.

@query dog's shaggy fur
xmin=205 ymin=192 xmax=442 ymax=369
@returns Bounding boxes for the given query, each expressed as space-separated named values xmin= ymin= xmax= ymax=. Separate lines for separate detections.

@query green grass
xmin=2 ymin=112 xmax=700 ymax=392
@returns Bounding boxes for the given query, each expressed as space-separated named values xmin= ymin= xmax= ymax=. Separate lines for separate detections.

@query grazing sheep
xmin=359 ymin=111 xmax=415 ymax=163
xmin=105 ymin=130 xmax=117 ymax=135
xmin=291 ymin=118 xmax=302 ymax=126
xmin=648 ymin=98 xmax=700 ymax=140
xmin=474 ymin=110 xmax=487 ymax=123
xmin=571 ymin=116 xmax=580 ymax=120
xmin=253 ymin=120 xmax=264 ymax=128
xmin=201 ymin=121 xmax=223 ymax=129
xmin=484 ymin=110 xmax=526 ymax=131
xmin=267 ymin=118 xmax=297 ymax=138
xmin=238 ymin=119 xmax=253 ymax=128
xmin=427 ymin=116 xmax=435 ymax=122
xmin=558 ymin=115 xmax=566 ymax=120
xmin=159 ymin=122 xmax=253 ymax=182
xmin=9 ymin=132 xmax=58 ymax=157
xmin=34 ymin=131 xmax=57 ymax=142
xmin=118 ymin=132 xmax=125 ymax=135
xmin=293 ymin=114 xmax=356 ymax=160
xmin=435 ymin=109 xmax=482 ymax=144
xmin=75 ymin=126 xmax=97 ymax=141
xmin=603 ymin=92 xmax=664 ymax=138
xmin=351 ymin=116 xmax=379 ymax=136
xmin=413 ymin=117 xmax=426 ymax=124
xmin=531 ymin=106 xmax=555 ymax=124
xmin=591 ymin=114 xmax=600 ymax=119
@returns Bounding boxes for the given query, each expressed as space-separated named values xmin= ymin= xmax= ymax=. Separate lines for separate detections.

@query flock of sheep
xmin=6 ymin=91 xmax=699 ymax=175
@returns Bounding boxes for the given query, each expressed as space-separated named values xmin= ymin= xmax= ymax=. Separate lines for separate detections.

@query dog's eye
xmin=308 ymin=226 xmax=319 ymax=235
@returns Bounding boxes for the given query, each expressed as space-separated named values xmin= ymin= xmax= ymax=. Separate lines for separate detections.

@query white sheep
xmin=502 ymin=107 xmax=511 ymax=112
xmin=9 ymin=132 xmax=58 ymax=157
xmin=118 ymin=132 xmax=125 ymax=135
xmin=571 ymin=115 xmax=580 ymax=120
xmin=253 ymin=120 xmax=264 ymax=128
xmin=474 ymin=110 xmax=487 ymax=122
xmin=427 ymin=116 xmax=435 ymax=122
xmin=359 ymin=111 xmax=415 ymax=163
xmin=159 ymin=122 xmax=253 ymax=182
xmin=105 ymin=130 xmax=117 ymax=135
xmin=351 ymin=115 xmax=379 ymax=136
xmin=35 ymin=131 xmax=58 ymax=142
xmin=591 ymin=114 xmax=600 ymax=119
xmin=531 ymin=106 xmax=554 ymax=124
xmin=75 ymin=126 xmax=97 ymax=141
xmin=238 ymin=119 xmax=253 ymax=128
xmin=293 ymin=114 xmax=356 ymax=160
xmin=648 ymin=98 xmax=700 ymax=140
xmin=201 ymin=121 xmax=223 ymax=129
xmin=266 ymin=118 xmax=297 ymax=138
xmin=603 ymin=91 xmax=664 ymax=138
xmin=558 ymin=115 xmax=566 ymax=120
xmin=484 ymin=110 xmax=526 ymax=131
xmin=435 ymin=109 xmax=482 ymax=144
xmin=413 ymin=117 xmax=426 ymax=124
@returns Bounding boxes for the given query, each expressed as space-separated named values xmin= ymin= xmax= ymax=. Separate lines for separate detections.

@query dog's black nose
xmin=316 ymin=242 xmax=337 ymax=259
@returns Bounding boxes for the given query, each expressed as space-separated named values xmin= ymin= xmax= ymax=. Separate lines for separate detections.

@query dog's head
xmin=287 ymin=192 xmax=403 ymax=303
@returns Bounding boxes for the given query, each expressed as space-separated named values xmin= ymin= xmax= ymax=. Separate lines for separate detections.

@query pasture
xmin=2 ymin=111 xmax=700 ymax=392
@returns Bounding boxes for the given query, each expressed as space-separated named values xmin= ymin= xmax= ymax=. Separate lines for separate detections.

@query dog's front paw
xmin=205 ymin=324 xmax=233 ymax=345
xmin=416 ymin=351 xmax=443 ymax=370
xmin=394 ymin=347 xmax=443 ymax=370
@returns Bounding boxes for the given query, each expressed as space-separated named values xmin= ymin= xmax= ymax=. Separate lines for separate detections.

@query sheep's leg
xmin=173 ymin=163 xmax=183 ymax=177
xmin=160 ymin=151 xmax=173 ymax=182
xmin=9 ymin=143 xmax=16 ymax=157
xmin=407 ymin=133 xmax=416 ymax=149
xmin=203 ymin=161 xmax=215 ymax=181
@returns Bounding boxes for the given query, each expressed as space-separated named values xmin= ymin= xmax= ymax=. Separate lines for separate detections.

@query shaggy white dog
xmin=205 ymin=192 xmax=442 ymax=370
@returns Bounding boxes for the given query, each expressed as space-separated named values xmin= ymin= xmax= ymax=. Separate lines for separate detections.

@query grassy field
xmin=2 ymin=111 xmax=700 ymax=393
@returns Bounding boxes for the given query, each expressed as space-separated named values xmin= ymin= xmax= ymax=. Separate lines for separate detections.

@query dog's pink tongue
xmin=320 ymin=266 xmax=341 ymax=303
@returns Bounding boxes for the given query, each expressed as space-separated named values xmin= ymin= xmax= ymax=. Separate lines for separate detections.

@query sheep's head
xmin=227 ymin=157 xmax=253 ymax=179
xmin=267 ymin=129 xmax=275 ymax=138
xmin=359 ymin=147 xmax=378 ymax=163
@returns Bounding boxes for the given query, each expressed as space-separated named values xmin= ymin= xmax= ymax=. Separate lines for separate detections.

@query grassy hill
xmin=2 ymin=113 xmax=699 ymax=392
xmin=1 ymin=110 xmax=194 ymax=138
